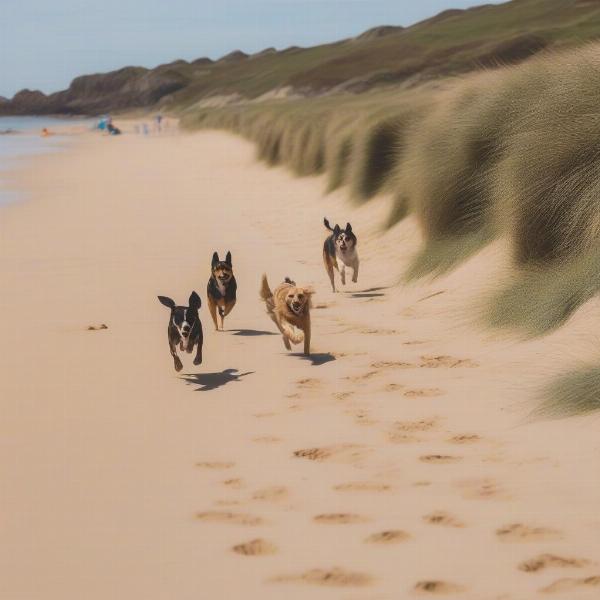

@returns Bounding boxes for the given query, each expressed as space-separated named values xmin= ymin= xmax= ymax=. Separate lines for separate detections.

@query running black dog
xmin=207 ymin=251 xmax=237 ymax=330
xmin=158 ymin=292 xmax=203 ymax=371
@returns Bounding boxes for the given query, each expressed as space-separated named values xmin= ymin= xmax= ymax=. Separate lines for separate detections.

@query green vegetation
xmin=535 ymin=364 xmax=600 ymax=418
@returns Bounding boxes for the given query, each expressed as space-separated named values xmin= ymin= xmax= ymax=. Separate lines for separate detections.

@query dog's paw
xmin=174 ymin=357 xmax=183 ymax=372
xmin=193 ymin=356 xmax=202 ymax=366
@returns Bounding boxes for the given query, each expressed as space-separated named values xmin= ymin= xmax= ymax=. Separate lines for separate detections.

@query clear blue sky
xmin=0 ymin=0 xmax=501 ymax=98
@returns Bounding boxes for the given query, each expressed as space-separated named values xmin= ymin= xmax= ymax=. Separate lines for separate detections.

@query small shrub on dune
xmin=396 ymin=79 xmax=503 ymax=277
xmin=349 ymin=98 xmax=430 ymax=202
xmin=349 ymin=115 xmax=404 ymax=201
xmin=386 ymin=193 xmax=411 ymax=227
xmin=324 ymin=119 xmax=356 ymax=192
xmin=486 ymin=246 xmax=600 ymax=336
xmin=495 ymin=48 xmax=600 ymax=265
xmin=535 ymin=363 xmax=600 ymax=418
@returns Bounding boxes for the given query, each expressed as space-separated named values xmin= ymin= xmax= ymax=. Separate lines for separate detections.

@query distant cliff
xmin=3 ymin=0 xmax=600 ymax=115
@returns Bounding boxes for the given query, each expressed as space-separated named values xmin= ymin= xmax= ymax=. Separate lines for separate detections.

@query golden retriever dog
xmin=260 ymin=275 xmax=313 ymax=355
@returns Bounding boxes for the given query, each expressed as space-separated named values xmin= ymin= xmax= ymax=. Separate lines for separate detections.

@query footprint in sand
xmin=196 ymin=461 xmax=235 ymax=470
xmin=384 ymin=383 xmax=405 ymax=392
xmin=448 ymin=434 xmax=481 ymax=444
xmin=371 ymin=360 xmax=414 ymax=370
xmin=359 ymin=327 xmax=400 ymax=335
xmin=214 ymin=499 xmax=242 ymax=507
xmin=388 ymin=418 xmax=439 ymax=443
xmin=419 ymin=454 xmax=462 ymax=464
xmin=334 ymin=482 xmax=392 ymax=492
xmin=332 ymin=391 xmax=355 ymax=401
xmin=414 ymin=580 xmax=466 ymax=595
xmin=496 ymin=523 xmax=563 ymax=542
xmin=541 ymin=576 xmax=600 ymax=594
xmin=313 ymin=513 xmax=370 ymax=524
xmin=346 ymin=370 xmax=380 ymax=382
xmin=419 ymin=355 xmax=479 ymax=368
xmin=404 ymin=388 xmax=444 ymax=398
xmin=519 ymin=554 xmax=591 ymax=573
xmin=347 ymin=409 xmax=378 ymax=426
xmin=270 ymin=567 xmax=373 ymax=587
xmin=252 ymin=436 xmax=281 ymax=444
xmin=253 ymin=411 xmax=278 ymax=419
xmin=232 ymin=538 xmax=277 ymax=556
xmin=423 ymin=511 xmax=465 ymax=528
xmin=293 ymin=444 xmax=369 ymax=464
xmin=365 ymin=530 xmax=411 ymax=544
xmin=252 ymin=486 xmax=288 ymax=502
xmin=223 ymin=478 xmax=244 ymax=489
xmin=394 ymin=418 xmax=439 ymax=432
xmin=296 ymin=378 xmax=321 ymax=389
xmin=195 ymin=511 xmax=264 ymax=526
xmin=457 ymin=478 xmax=509 ymax=500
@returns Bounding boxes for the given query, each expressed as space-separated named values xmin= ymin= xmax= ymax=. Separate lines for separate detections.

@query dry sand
xmin=1 ymin=128 xmax=600 ymax=600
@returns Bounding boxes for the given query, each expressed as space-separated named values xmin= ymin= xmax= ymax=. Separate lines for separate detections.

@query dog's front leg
xmin=170 ymin=342 xmax=183 ymax=372
xmin=207 ymin=296 xmax=219 ymax=331
xmin=303 ymin=318 xmax=311 ymax=356
xmin=352 ymin=260 xmax=359 ymax=283
xmin=340 ymin=263 xmax=346 ymax=286
xmin=193 ymin=341 xmax=203 ymax=365
xmin=282 ymin=334 xmax=292 ymax=351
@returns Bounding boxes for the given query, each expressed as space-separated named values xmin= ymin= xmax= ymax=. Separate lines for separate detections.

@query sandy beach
xmin=1 ymin=128 xmax=600 ymax=600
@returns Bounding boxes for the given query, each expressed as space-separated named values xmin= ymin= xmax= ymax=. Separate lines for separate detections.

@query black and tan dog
xmin=323 ymin=217 xmax=359 ymax=292
xmin=260 ymin=275 xmax=313 ymax=356
xmin=207 ymin=251 xmax=237 ymax=331
xmin=158 ymin=291 xmax=203 ymax=371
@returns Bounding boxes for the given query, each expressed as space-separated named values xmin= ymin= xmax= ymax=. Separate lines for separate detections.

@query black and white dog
xmin=322 ymin=217 xmax=359 ymax=292
xmin=158 ymin=291 xmax=203 ymax=371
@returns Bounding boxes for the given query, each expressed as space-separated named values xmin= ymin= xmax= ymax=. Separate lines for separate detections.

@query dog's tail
xmin=260 ymin=274 xmax=275 ymax=315
xmin=323 ymin=217 xmax=335 ymax=232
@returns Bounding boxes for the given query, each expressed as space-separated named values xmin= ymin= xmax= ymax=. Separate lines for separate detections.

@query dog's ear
xmin=188 ymin=291 xmax=201 ymax=311
xmin=211 ymin=252 xmax=220 ymax=268
xmin=158 ymin=296 xmax=176 ymax=309
xmin=303 ymin=285 xmax=316 ymax=296
xmin=345 ymin=223 xmax=352 ymax=233
xmin=225 ymin=251 xmax=232 ymax=266
xmin=333 ymin=224 xmax=341 ymax=235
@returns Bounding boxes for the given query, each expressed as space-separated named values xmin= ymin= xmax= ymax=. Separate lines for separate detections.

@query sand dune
xmin=1 ymin=129 xmax=599 ymax=599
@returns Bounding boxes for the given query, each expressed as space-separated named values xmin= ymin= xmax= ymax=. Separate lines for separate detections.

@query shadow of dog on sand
xmin=182 ymin=369 xmax=254 ymax=392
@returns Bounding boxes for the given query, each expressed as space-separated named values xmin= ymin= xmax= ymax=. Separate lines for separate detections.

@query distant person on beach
xmin=41 ymin=128 xmax=52 ymax=137
xmin=155 ymin=114 xmax=163 ymax=133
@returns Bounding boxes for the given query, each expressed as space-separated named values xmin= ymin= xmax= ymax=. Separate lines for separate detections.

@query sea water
xmin=0 ymin=116 xmax=92 ymax=206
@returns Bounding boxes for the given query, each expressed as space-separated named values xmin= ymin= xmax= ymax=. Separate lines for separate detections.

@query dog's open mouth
xmin=291 ymin=302 xmax=302 ymax=313
xmin=218 ymin=275 xmax=230 ymax=282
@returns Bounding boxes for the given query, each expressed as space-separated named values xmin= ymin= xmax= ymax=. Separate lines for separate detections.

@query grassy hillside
xmin=170 ymin=0 xmax=600 ymax=105
xmin=5 ymin=0 xmax=600 ymax=114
